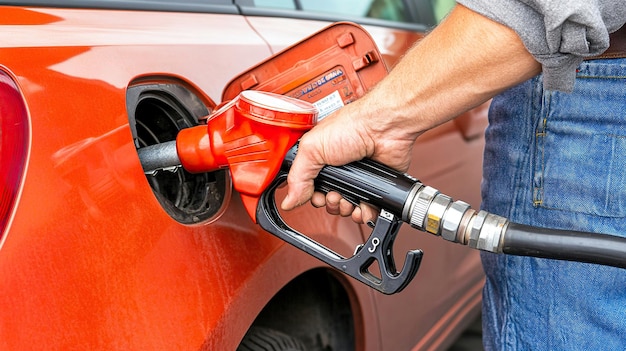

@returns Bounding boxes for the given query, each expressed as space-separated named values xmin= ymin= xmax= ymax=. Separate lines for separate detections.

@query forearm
xmin=356 ymin=4 xmax=541 ymax=144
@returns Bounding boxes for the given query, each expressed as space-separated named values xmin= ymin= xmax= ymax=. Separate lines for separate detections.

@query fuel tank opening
xmin=127 ymin=83 xmax=229 ymax=224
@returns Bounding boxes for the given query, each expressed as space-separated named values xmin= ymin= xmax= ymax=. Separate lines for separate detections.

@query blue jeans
xmin=481 ymin=58 xmax=626 ymax=350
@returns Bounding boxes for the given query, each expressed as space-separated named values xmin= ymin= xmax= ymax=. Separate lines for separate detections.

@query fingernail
xmin=282 ymin=194 xmax=299 ymax=211
xmin=280 ymin=195 xmax=290 ymax=211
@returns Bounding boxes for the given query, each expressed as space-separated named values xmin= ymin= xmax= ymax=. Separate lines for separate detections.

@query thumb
xmin=280 ymin=150 xmax=324 ymax=211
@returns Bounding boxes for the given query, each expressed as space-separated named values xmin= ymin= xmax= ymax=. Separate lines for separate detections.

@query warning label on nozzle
xmin=313 ymin=90 xmax=344 ymax=120
xmin=288 ymin=66 xmax=355 ymax=120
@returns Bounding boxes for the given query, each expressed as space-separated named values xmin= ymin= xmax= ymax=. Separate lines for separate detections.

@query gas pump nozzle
xmin=139 ymin=91 xmax=626 ymax=295
xmin=139 ymin=90 xmax=317 ymax=221
xmin=138 ymin=90 xmax=422 ymax=294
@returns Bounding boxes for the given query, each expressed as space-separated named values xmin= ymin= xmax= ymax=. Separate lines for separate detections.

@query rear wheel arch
xmin=239 ymin=268 xmax=357 ymax=351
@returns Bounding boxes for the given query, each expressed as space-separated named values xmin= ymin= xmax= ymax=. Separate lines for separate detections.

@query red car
xmin=0 ymin=1 xmax=486 ymax=350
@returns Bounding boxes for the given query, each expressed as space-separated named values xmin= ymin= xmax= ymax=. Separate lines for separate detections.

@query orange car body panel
xmin=0 ymin=6 xmax=485 ymax=351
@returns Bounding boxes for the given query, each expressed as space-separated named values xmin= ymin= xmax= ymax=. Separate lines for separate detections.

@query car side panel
xmin=0 ymin=6 xmax=485 ymax=351
xmin=0 ymin=7 xmax=383 ymax=350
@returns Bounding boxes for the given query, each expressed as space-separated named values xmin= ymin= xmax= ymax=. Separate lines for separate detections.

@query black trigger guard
xmin=256 ymin=172 xmax=423 ymax=295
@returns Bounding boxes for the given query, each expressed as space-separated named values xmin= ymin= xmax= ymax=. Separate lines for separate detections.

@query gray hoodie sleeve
xmin=456 ymin=0 xmax=626 ymax=92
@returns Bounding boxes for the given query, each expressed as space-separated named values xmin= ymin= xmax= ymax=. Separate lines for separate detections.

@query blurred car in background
xmin=0 ymin=0 xmax=486 ymax=350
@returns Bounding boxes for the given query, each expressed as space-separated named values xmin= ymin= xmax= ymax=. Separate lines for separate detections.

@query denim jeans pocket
xmin=533 ymin=60 xmax=626 ymax=217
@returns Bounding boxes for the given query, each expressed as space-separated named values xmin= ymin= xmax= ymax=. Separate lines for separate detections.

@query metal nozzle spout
xmin=137 ymin=140 xmax=181 ymax=174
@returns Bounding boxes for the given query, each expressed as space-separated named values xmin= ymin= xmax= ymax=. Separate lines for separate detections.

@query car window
xmin=253 ymin=0 xmax=410 ymax=23
xmin=0 ymin=0 xmax=237 ymax=13
xmin=432 ymin=0 xmax=455 ymax=22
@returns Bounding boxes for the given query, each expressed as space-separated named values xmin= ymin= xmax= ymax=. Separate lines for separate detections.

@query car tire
xmin=237 ymin=327 xmax=307 ymax=351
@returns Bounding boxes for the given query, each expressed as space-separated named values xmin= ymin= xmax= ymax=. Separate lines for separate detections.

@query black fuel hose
xmin=503 ymin=223 xmax=626 ymax=268
xmin=137 ymin=141 xmax=180 ymax=174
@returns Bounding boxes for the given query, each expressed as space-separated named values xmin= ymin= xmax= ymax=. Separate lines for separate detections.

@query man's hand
xmin=281 ymin=95 xmax=417 ymax=223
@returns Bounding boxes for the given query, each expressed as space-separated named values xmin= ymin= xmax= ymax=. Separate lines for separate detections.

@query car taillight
xmin=0 ymin=70 xmax=29 ymax=237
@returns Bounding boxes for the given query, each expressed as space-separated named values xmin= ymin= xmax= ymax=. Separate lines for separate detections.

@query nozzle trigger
xmin=257 ymin=173 xmax=423 ymax=294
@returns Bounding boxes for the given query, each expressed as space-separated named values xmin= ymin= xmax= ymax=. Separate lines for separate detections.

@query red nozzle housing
xmin=176 ymin=91 xmax=317 ymax=221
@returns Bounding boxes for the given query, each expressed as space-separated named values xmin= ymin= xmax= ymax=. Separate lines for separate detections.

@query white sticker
xmin=312 ymin=90 xmax=345 ymax=120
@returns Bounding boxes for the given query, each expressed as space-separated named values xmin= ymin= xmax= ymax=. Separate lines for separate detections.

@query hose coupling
xmin=403 ymin=184 xmax=508 ymax=252
xmin=404 ymin=185 xmax=474 ymax=241
xmin=466 ymin=211 xmax=508 ymax=253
